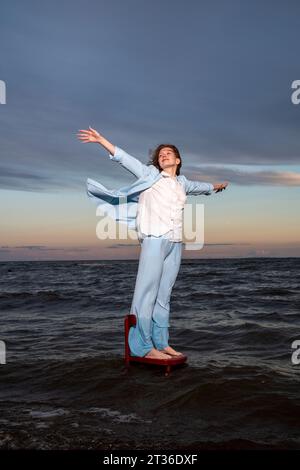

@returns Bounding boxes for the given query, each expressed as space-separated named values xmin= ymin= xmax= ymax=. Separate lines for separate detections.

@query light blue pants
xmin=128 ymin=235 xmax=182 ymax=357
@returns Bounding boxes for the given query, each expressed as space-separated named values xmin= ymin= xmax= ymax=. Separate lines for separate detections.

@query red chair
xmin=124 ymin=314 xmax=188 ymax=377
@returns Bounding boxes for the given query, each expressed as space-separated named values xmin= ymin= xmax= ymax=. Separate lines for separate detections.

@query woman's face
xmin=158 ymin=147 xmax=180 ymax=170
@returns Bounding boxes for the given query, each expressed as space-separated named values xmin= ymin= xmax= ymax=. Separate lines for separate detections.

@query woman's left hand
xmin=214 ymin=182 xmax=229 ymax=193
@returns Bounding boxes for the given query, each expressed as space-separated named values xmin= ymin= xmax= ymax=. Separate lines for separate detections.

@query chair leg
xmin=125 ymin=356 xmax=130 ymax=368
xmin=165 ymin=365 xmax=171 ymax=377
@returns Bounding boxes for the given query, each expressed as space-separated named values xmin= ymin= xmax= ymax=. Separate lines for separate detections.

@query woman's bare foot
xmin=159 ymin=346 xmax=184 ymax=356
xmin=144 ymin=348 xmax=172 ymax=360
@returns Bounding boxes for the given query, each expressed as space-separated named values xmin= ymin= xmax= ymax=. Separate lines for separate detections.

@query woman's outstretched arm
xmin=182 ymin=176 xmax=229 ymax=195
xmin=77 ymin=126 xmax=152 ymax=179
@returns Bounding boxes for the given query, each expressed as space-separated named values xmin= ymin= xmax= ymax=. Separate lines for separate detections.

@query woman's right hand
xmin=77 ymin=126 xmax=102 ymax=144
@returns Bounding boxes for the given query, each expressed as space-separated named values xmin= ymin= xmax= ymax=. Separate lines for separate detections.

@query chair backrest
xmin=124 ymin=314 xmax=136 ymax=360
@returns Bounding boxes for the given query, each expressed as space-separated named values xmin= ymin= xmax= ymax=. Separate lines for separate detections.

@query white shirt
xmin=136 ymin=170 xmax=187 ymax=242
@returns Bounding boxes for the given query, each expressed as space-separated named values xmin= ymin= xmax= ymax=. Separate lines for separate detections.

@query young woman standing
xmin=77 ymin=127 xmax=228 ymax=360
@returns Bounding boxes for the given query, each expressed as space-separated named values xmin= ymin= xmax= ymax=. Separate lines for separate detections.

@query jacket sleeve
xmin=183 ymin=175 xmax=214 ymax=196
xmin=108 ymin=146 xmax=152 ymax=179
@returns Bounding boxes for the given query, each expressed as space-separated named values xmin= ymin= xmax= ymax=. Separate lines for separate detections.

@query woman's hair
xmin=147 ymin=144 xmax=182 ymax=176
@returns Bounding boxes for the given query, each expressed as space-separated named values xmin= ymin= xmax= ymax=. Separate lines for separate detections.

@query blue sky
xmin=0 ymin=0 xmax=299 ymax=260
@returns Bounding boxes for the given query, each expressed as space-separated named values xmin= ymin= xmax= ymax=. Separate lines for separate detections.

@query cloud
xmin=204 ymin=243 xmax=251 ymax=246
xmin=1 ymin=0 xmax=300 ymax=196
xmin=105 ymin=242 xmax=250 ymax=249
xmin=107 ymin=243 xmax=140 ymax=248
xmin=184 ymin=167 xmax=300 ymax=186
xmin=0 ymin=166 xmax=82 ymax=192
xmin=0 ymin=245 xmax=89 ymax=252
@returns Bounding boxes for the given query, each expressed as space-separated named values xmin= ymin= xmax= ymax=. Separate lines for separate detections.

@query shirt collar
xmin=161 ymin=170 xmax=177 ymax=179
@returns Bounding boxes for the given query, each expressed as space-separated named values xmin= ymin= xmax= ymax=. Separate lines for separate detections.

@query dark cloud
xmin=1 ymin=0 xmax=300 ymax=194
xmin=0 ymin=246 xmax=89 ymax=252
xmin=0 ymin=165 xmax=85 ymax=192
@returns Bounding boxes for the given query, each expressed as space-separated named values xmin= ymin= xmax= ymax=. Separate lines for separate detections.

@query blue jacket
xmin=86 ymin=146 xmax=214 ymax=231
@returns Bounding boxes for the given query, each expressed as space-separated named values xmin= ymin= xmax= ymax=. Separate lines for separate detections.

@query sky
xmin=0 ymin=0 xmax=299 ymax=260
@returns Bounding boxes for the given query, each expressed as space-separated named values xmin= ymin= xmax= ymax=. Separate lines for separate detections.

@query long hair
xmin=147 ymin=144 xmax=182 ymax=176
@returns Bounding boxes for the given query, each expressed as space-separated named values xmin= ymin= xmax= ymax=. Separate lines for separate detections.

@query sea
xmin=0 ymin=257 xmax=299 ymax=450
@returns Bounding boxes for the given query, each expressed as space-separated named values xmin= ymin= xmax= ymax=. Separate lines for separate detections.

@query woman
xmin=77 ymin=127 xmax=228 ymax=360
